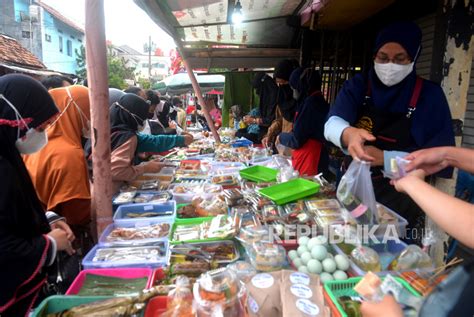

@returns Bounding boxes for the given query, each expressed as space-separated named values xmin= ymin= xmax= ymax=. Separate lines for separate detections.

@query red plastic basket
xmin=144 ymin=296 xmax=168 ymax=317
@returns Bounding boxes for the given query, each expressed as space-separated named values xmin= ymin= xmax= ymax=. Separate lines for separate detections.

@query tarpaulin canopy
xmin=134 ymin=0 xmax=308 ymax=69
xmin=153 ymin=72 xmax=225 ymax=95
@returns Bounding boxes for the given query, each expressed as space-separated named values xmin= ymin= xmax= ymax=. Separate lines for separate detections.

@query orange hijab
xmin=23 ymin=85 xmax=91 ymax=224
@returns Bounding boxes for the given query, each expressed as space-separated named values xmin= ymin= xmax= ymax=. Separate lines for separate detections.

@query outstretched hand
xmin=404 ymin=147 xmax=449 ymax=176
xmin=342 ymin=127 xmax=377 ymax=162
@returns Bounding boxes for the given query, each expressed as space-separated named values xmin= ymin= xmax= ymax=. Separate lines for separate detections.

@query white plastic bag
xmin=337 ymin=159 xmax=377 ymax=224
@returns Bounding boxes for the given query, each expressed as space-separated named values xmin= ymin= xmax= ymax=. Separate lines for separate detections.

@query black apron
xmin=352 ymin=77 xmax=425 ymax=244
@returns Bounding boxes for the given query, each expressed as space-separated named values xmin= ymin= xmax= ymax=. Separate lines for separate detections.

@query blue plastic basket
xmin=82 ymin=242 xmax=170 ymax=269
xmin=113 ymin=201 xmax=176 ymax=225
xmin=98 ymin=220 xmax=172 ymax=247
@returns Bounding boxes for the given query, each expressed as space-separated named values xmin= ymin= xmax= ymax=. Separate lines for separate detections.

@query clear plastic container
xmin=236 ymin=226 xmax=270 ymax=246
xmin=193 ymin=268 xmax=246 ymax=317
xmin=227 ymin=261 xmax=257 ymax=283
xmin=248 ymin=241 xmax=287 ymax=271
xmin=98 ymin=221 xmax=172 ymax=246
xmin=82 ymin=243 xmax=169 ymax=269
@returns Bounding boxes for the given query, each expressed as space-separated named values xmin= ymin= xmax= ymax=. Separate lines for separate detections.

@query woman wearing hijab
xmin=93 ymin=93 xmax=164 ymax=192
xmin=249 ymin=72 xmax=278 ymax=140
xmin=277 ymin=67 xmax=329 ymax=176
xmin=23 ymin=86 xmax=92 ymax=245
xmin=111 ymin=88 xmax=192 ymax=153
xmin=0 ymin=74 xmax=74 ymax=316
xmin=261 ymin=59 xmax=299 ymax=147
xmin=324 ymin=21 xmax=455 ymax=240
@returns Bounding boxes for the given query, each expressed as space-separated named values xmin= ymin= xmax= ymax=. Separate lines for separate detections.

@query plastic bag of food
xmin=388 ymin=245 xmax=433 ymax=271
xmin=350 ymin=245 xmax=381 ymax=272
xmin=191 ymin=193 xmax=228 ymax=217
xmin=337 ymin=159 xmax=377 ymax=224
xmin=161 ymin=276 xmax=195 ymax=317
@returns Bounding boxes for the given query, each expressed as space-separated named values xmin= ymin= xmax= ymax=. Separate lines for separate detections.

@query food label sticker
xmin=248 ymin=295 xmax=259 ymax=313
xmin=290 ymin=284 xmax=313 ymax=299
xmin=290 ymin=272 xmax=310 ymax=285
xmin=251 ymin=273 xmax=274 ymax=289
xmin=296 ymin=299 xmax=320 ymax=316
xmin=144 ymin=205 xmax=154 ymax=211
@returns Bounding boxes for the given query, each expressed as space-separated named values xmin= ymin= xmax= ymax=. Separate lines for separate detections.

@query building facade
xmin=0 ymin=0 xmax=84 ymax=74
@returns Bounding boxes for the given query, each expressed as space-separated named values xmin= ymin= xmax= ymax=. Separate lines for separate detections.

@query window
xmin=20 ymin=11 xmax=30 ymax=22
xmin=66 ymin=40 xmax=72 ymax=56
xmin=59 ymin=36 xmax=63 ymax=53
xmin=21 ymin=31 xmax=31 ymax=39
xmin=45 ymin=34 xmax=51 ymax=42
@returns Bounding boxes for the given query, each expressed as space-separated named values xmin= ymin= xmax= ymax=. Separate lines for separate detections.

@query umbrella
xmin=152 ymin=72 xmax=225 ymax=95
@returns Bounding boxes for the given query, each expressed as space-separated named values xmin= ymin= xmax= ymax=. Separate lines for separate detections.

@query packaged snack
xmin=280 ymin=270 xmax=329 ymax=317
xmin=350 ymin=246 xmax=381 ymax=272
xmin=245 ymin=271 xmax=282 ymax=317
xmin=193 ymin=268 xmax=246 ymax=317
xmin=223 ymin=188 xmax=244 ymax=207
xmin=211 ymin=174 xmax=239 ymax=187
xmin=249 ymin=242 xmax=287 ymax=271
xmin=228 ymin=261 xmax=257 ymax=283
xmin=284 ymin=201 xmax=306 ymax=214
xmin=236 ymin=226 xmax=270 ymax=246
xmin=305 ymin=199 xmax=340 ymax=210
xmin=113 ymin=191 xmax=136 ymax=204
xmin=354 ymin=271 xmax=383 ymax=301
xmin=192 ymin=194 xmax=228 ymax=217
xmin=162 ymin=276 xmax=195 ymax=317
xmin=261 ymin=205 xmax=280 ymax=222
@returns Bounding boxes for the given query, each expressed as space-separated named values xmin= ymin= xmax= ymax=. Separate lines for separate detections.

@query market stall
xmin=32 ymin=130 xmax=452 ymax=317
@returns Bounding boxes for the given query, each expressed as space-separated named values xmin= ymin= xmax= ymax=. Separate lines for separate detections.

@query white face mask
xmin=0 ymin=94 xmax=49 ymax=154
xmin=15 ymin=128 xmax=48 ymax=154
xmin=374 ymin=62 xmax=414 ymax=87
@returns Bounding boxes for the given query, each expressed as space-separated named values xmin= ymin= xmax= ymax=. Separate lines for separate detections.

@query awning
xmin=134 ymin=0 xmax=308 ymax=69
xmin=0 ymin=63 xmax=61 ymax=76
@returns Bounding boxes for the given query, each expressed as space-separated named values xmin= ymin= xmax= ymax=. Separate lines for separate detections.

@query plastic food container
xmin=332 ymin=240 xmax=416 ymax=276
xmin=82 ymin=242 xmax=169 ymax=269
xmin=170 ymin=217 xmax=232 ymax=245
xmin=259 ymin=178 xmax=320 ymax=205
xmin=372 ymin=203 xmax=409 ymax=237
xmin=113 ymin=201 xmax=176 ymax=225
xmin=239 ymin=165 xmax=278 ymax=183
xmin=98 ymin=221 xmax=172 ymax=246
xmin=66 ymin=268 xmax=153 ymax=295
xmin=227 ymin=261 xmax=257 ymax=283
xmin=193 ymin=268 xmax=246 ymax=317
xmin=248 ymin=241 xmax=287 ymax=271
xmin=236 ymin=226 xmax=270 ymax=246
xmin=170 ymin=240 xmax=240 ymax=265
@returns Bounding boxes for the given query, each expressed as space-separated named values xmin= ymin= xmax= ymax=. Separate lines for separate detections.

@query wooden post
xmin=85 ymin=0 xmax=112 ymax=238
xmin=181 ymin=56 xmax=221 ymax=143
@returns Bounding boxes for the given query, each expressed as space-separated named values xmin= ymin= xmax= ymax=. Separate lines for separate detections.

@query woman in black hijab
xmin=251 ymin=72 xmax=278 ymax=139
xmin=0 ymin=74 xmax=73 ymax=316
xmin=88 ymin=93 xmax=163 ymax=191
xmin=261 ymin=59 xmax=299 ymax=147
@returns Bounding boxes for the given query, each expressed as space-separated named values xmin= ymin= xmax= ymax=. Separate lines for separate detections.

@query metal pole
xmin=179 ymin=49 xmax=221 ymax=143
xmin=148 ymin=35 xmax=152 ymax=79
xmin=85 ymin=0 xmax=112 ymax=238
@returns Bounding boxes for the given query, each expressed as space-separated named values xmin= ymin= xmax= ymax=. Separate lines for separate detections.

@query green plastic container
xmin=324 ymin=277 xmax=420 ymax=317
xmin=239 ymin=165 xmax=278 ymax=182
xmin=32 ymin=295 xmax=112 ymax=317
xmin=170 ymin=217 xmax=230 ymax=245
xmin=258 ymin=178 xmax=320 ymax=205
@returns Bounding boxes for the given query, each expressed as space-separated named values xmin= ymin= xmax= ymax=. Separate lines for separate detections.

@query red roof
xmin=0 ymin=34 xmax=45 ymax=69
xmin=35 ymin=0 xmax=85 ymax=34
